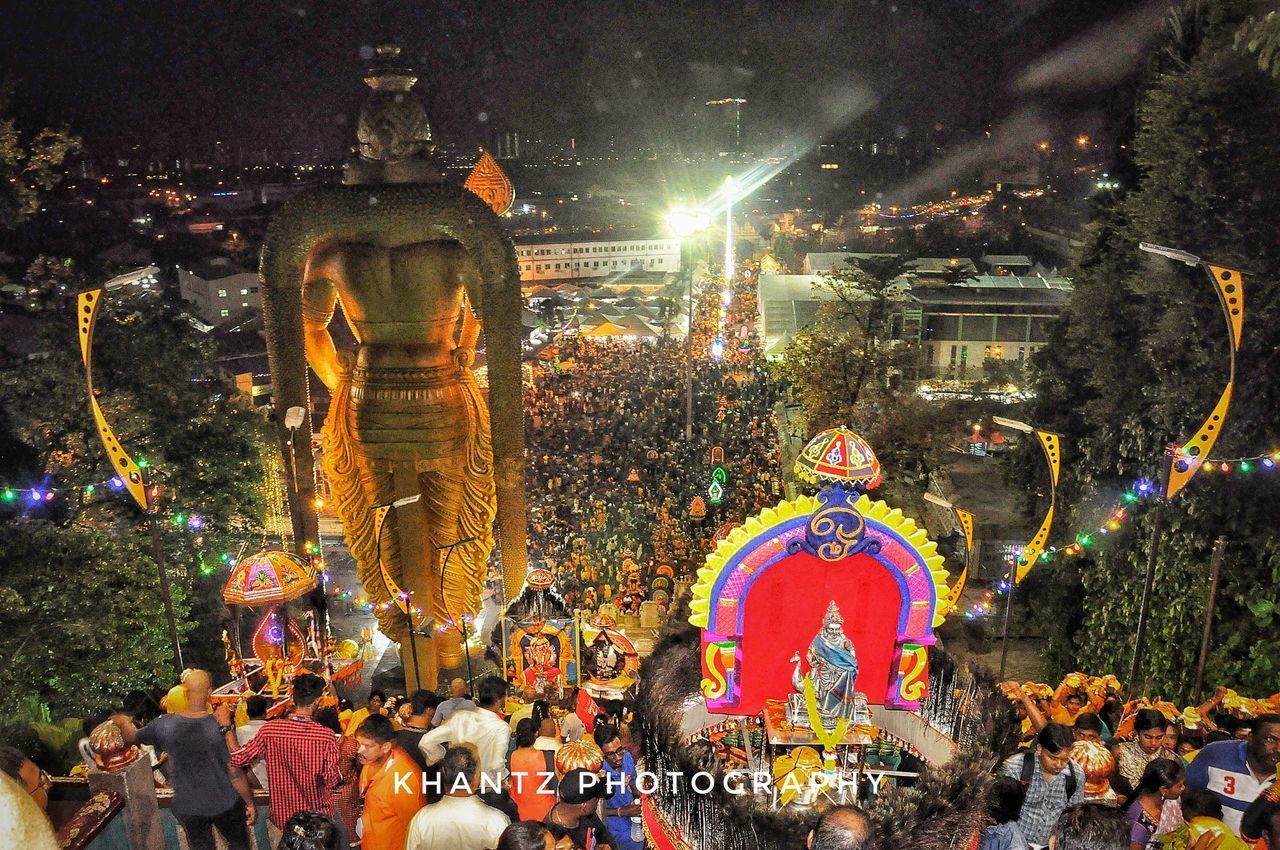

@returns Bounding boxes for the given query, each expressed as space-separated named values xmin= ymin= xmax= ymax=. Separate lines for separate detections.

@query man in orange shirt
xmin=356 ymin=714 xmax=424 ymax=850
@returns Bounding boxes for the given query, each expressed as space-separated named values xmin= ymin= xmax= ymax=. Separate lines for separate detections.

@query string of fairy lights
xmin=8 ymin=430 xmax=1279 ymax=622
xmin=0 ymin=459 xmax=332 ymax=579
xmin=961 ymin=448 xmax=1280 ymax=620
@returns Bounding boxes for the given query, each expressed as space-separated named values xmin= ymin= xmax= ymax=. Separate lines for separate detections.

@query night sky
xmin=1 ymin=0 xmax=1169 ymax=157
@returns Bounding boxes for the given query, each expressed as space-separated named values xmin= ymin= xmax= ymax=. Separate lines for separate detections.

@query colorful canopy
xmin=223 ymin=549 xmax=318 ymax=607
xmin=794 ymin=426 xmax=883 ymax=489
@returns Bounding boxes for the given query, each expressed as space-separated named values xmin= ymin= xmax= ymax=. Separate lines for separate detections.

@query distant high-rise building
xmin=704 ymin=98 xmax=747 ymax=156
xmin=494 ymin=130 xmax=521 ymax=159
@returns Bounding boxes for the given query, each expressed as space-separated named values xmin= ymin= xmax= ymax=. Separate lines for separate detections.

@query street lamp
xmin=103 ymin=265 xmax=160 ymax=291
xmin=665 ymin=209 xmax=710 ymax=441
xmin=667 ymin=210 xmax=710 ymax=239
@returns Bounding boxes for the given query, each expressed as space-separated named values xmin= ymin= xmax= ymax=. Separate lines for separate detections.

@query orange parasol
xmin=223 ymin=550 xmax=318 ymax=607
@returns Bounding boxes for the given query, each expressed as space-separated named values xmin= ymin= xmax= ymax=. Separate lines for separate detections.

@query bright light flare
xmin=665 ymin=210 xmax=710 ymax=238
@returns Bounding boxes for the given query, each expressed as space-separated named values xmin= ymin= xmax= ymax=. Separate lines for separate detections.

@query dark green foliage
xmin=781 ymin=257 xmax=922 ymax=434
xmin=1022 ymin=0 xmax=1280 ymax=699
xmin=0 ymin=83 xmax=81 ymax=231
xmin=0 ymin=281 xmax=269 ymax=715
xmin=0 ymin=521 xmax=187 ymax=717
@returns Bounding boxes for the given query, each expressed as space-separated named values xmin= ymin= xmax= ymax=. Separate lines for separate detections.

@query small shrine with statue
xmin=498 ymin=567 xmax=580 ymax=700
xmin=497 ymin=564 xmax=645 ymax=711
xmin=639 ymin=428 xmax=979 ymax=850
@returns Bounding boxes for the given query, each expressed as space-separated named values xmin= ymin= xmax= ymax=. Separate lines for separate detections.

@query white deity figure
xmin=791 ymin=601 xmax=861 ymax=722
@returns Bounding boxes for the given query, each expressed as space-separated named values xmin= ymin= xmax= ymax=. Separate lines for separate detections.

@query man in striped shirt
xmin=229 ymin=674 xmax=341 ymax=839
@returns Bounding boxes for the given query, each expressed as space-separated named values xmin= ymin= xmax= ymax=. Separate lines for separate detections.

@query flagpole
xmin=1129 ymin=447 xmax=1174 ymax=692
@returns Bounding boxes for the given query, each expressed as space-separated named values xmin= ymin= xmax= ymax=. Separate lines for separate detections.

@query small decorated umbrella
xmin=794 ymin=426 xmax=883 ymax=490
xmin=554 ymin=739 xmax=604 ymax=777
xmin=224 ymin=550 xmax=318 ymax=665
xmin=224 ymin=550 xmax=318 ymax=607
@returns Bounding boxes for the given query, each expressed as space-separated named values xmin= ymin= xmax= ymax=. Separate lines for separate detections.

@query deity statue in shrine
xmin=791 ymin=601 xmax=868 ymax=726
xmin=260 ymin=43 xmax=527 ymax=689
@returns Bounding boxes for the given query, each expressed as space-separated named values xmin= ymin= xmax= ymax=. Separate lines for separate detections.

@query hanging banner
xmin=1038 ymin=431 xmax=1061 ymax=488
xmin=955 ymin=507 xmax=975 ymax=556
xmin=938 ymin=507 xmax=975 ymax=616
xmin=1015 ymin=505 xmax=1055 ymax=584
xmin=1167 ymin=264 xmax=1244 ymax=500
xmin=1207 ymin=265 xmax=1244 ymax=351
xmin=77 ymin=288 xmax=149 ymax=511
xmin=373 ymin=504 xmax=409 ymax=614
xmin=1015 ymin=429 xmax=1062 ymax=584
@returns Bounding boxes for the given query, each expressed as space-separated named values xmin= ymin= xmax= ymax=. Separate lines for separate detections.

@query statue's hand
xmin=336 ymin=349 xmax=356 ymax=374
xmin=453 ymin=346 xmax=475 ymax=369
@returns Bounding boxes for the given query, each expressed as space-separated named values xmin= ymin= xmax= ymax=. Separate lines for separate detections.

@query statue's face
xmin=823 ymin=621 xmax=843 ymax=640
xmin=524 ymin=636 xmax=556 ymax=668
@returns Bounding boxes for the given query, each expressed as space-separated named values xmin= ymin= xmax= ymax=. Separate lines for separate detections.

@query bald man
xmin=808 ymin=805 xmax=874 ymax=850
xmin=432 ymin=677 xmax=477 ymax=727
xmin=116 ymin=671 xmax=255 ymax=850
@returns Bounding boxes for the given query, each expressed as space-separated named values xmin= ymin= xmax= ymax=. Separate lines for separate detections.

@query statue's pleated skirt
xmin=348 ymin=364 xmax=476 ymax=465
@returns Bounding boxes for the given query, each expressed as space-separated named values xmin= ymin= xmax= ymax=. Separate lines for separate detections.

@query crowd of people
xmin=10 ymin=669 xmax=660 ymax=850
xmin=982 ymin=674 xmax=1280 ymax=850
xmin=519 ymin=303 xmax=783 ymax=616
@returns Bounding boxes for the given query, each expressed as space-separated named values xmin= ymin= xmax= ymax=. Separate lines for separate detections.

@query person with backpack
xmin=1000 ymin=723 xmax=1086 ymax=850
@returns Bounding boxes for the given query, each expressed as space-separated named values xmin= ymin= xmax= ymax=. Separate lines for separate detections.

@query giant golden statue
xmin=260 ymin=45 xmax=528 ymax=688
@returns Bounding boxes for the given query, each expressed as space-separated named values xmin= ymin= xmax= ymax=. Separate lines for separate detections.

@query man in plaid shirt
xmin=230 ymin=674 xmax=341 ymax=841
xmin=999 ymin=723 xmax=1085 ymax=849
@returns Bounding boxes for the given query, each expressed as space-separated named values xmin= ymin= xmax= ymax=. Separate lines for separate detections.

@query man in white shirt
xmin=419 ymin=677 xmax=516 ymax=819
xmin=432 ymin=678 xmax=477 ymax=727
xmin=406 ymin=745 xmax=508 ymax=850
xmin=233 ymin=696 xmax=270 ymax=791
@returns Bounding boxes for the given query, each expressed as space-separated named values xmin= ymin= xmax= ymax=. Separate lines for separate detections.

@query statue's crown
xmin=823 ymin=600 xmax=844 ymax=627
xmin=364 ymin=42 xmax=418 ymax=92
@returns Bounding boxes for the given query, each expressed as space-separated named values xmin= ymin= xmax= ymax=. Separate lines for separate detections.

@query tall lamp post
xmin=1129 ymin=242 xmax=1245 ymax=691
xmin=665 ymin=210 xmax=710 ymax=441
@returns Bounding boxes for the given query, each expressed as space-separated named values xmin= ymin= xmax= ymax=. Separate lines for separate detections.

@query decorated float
xmin=497 ymin=563 xmax=646 ymax=713
xmin=211 ymin=549 xmax=367 ymax=712
xmin=639 ymin=428 xmax=1017 ymax=850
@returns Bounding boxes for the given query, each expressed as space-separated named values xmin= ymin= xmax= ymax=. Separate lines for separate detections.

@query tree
xmin=1021 ymin=0 xmax=1280 ymax=699
xmin=0 ymin=521 xmax=187 ymax=717
xmin=770 ymin=230 xmax=798 ymax=273
xmin=781 ymin=257 xmax=920 ymax=432
xmin=0 ymin=83 xmax=81 ymax=231
xmin=1236 ymin=6 xmax=1280 ymax=76
xmin=0 ymin=277 xmax=270 ymax=706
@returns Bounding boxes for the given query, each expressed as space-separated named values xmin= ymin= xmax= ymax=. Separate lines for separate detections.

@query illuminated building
xmin=703 ymin=97 xmax=747 ymax=157
xmin=514 ymin=234 xmax=680 ymax=283
xmin=177 ymin=257 xmax=261 ymax=324
xmin=912 ymin=280 xmax=1070 ymax=377
xmin=756 ymin=268 xmax=1071 ymax=377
